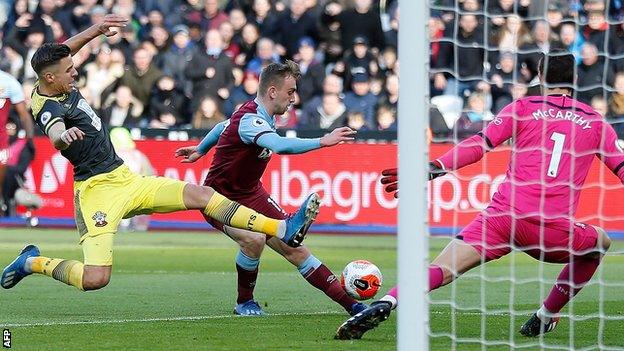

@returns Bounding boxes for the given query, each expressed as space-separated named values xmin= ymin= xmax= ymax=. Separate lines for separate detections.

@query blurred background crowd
xmin=1 ymin=0 xmax=624 ymax=138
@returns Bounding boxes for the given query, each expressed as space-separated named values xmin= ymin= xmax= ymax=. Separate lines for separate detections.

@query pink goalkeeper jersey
xmin=437 ymin=94 xmax=624 ymax=219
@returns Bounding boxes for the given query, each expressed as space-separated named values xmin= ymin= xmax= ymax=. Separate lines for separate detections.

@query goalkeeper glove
xmin=381 ymin=168 xmax=398 ymax=198
xmin=429 ymin=161 xmax=446 ymax=180
xmin=380 ymin=162 xmax=447 ymax=198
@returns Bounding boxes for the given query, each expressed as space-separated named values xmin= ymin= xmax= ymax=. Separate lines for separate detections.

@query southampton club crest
xmin=92 ymin=211 xmax=108 ymax=227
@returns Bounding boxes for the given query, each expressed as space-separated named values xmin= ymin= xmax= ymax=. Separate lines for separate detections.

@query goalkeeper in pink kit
xmin=336 ymin=51 xmax=616 ymax=339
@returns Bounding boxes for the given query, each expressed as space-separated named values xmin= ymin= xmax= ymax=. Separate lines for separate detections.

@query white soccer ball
xmin=340 ymin=260 xmax=383 ymax=300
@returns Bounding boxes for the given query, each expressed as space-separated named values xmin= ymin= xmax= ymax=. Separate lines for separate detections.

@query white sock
xmin=537 ymin=305 xmax=553 ymax=324
xmin=277 ymin=221 xmax=286 ymax=239
xmin=24 ymin=257 xmax=35 ymax=274
xmin=379 ymin=295 xmax=398 ymax=310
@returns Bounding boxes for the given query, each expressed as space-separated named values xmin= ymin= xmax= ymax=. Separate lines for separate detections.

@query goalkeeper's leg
xmin=521 ymin=225 xmax=611 ymax=337
xmin=336 ymin=238 xmax=485 ymax=340
xmin=336 ymin=213 xmax=511 ymax=340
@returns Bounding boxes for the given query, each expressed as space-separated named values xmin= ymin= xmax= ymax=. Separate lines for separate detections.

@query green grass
xmin=1 ymin=229 xmax=623 ymax=350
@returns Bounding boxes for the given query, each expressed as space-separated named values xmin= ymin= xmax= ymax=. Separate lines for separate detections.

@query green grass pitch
xmin=1 ymin=228 xmax=623 ymax=350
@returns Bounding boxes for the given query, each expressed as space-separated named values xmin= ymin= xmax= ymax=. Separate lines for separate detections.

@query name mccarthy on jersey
xmin=531 ymin=108 xmax=592 ymax=130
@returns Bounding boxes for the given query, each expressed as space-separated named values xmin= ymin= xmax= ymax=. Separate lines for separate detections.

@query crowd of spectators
xmin=0 ymin=0 xmax=399 ymax=133
xmin=429 ymin=0 xmax=624 ymax=140
xmin=3 ymin=0 xmax=624 ymax=139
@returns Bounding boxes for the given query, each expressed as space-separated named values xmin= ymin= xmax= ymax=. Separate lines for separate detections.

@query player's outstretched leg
xmin=283 ymin=193 xmax=321 ymax=247
xmin=1 ymin=245 xmax=84 ymax=290
xmin=193 ymin=185 xmax=320 ymax=247
xmin=1 ymin=245 xmax=40 ymax=288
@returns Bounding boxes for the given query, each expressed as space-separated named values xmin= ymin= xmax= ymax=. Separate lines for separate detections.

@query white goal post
xmin=397 ymin=0 xmax=430 ymax=350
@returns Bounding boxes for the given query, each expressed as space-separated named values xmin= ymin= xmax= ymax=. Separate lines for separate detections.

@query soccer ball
xmin=340 ymin=260 xmax=383 ymax=300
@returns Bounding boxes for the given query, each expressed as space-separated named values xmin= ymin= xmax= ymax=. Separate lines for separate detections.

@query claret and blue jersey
xmin=201 ymin=98 xmax=322 ymax=199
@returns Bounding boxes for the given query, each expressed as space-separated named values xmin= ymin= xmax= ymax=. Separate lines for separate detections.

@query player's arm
xmin=175 ymin=120 xmax=229 ymax=163
xmin=35 ymin=101 xmax=84 ymax=150
xmin=380 ymin=101 xmax=519 ymax=198
xmin=597 ymin=121 xmax=624 ymax=182
xmin=256 ymin=126 xmax=356 ymax=154
xmin=239 ymin=114 xmax=355 ymax=154
xmin=434 ymin=100 xmax=518 ymax=172
xmin=63 ymin=14 xmax=128 ymax=55
xmin=47 ymin=121 xmax=85 ymax=150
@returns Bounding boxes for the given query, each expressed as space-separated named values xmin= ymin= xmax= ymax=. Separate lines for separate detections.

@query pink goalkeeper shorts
xmin=458 ymin=209 xmax=598 ymax=263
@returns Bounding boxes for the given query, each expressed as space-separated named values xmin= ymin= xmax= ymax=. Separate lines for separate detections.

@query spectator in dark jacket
xmin=270 ymin=0 xmax=319 ymax=59
xmin=376 ymin=105 xmax=397 ymax=131
xmin=101 ymin=85 xmax=146 ymax=128
xmin=185 ymin=29 xmax=234 ymax=109
xmin=236 ymin=23 xmax=260 ymax=67
xmin=149 ymin=76 xmax=188 ymax=125
xmin=295 ymin=37 xmax=325 ymax=106
xmin=488 ymin=51 xmax=521 ymax=113
xmin=339 ymin=36 xmax=377 ymax=90
xmin=518 ymin=20 xmax=564 ymax=81
xmin=583 ymin=10 xmax=609 ymax=51
xmin=321 ymin=0 xmax=385 ymax=52
xmin=246 ymin=37 xmax=281 ymax=75
xmin=577 ymin=42 xmax=614 ymax=103
xmin=250 ymin=0 xmax=279 ymax=37
xmin=161 ymin=25 xmax=197 ymax=96
xmin=223 ymin=70 xmax=259 ymax=116
xmin=301 ymin=74 xmax=344 ymax=118
xmin=434 ymin=14 xmax=485 ymax=96
xmin=344 ymin=72 xmax=377 ymax=126
xmin=377 ymin=73 xmax=398 ymax=112
xmin=298 ymin=93 xmax=347 ymax=130
xmin=117 ymin=47 xmax=163 ymax=110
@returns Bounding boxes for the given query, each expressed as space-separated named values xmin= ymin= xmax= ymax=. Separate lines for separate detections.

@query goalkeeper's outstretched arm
xmin=435 ymin=100 xmax=520 ymax=171
xmin=598 ymin=120 xmax=624 ymax=182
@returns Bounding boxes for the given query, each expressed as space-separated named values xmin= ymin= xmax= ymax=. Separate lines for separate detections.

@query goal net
xmin=422 ymin=0 xmax=624 ymax=349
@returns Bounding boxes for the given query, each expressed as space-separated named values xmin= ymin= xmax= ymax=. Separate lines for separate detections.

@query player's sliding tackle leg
xmin=1 ymin=184 xmax=320 ymax=291
xmin=520 ymin=226 xmax=612 ymax=337
xmin=335 ymin=239 xmax=483 ymax=340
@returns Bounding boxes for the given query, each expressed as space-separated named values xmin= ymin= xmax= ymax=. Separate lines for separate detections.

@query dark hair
xmin=538 ymin=49 xmax=575 ymax=88
xmin=31 ymin=43 xmax=71 ymax=75
xmin=258 ymin=60 xmax=301 ymax=96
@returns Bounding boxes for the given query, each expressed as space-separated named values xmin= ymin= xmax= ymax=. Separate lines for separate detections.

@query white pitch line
xmin=2 ymin=310 xmax=512 ymax=328
xmin=1 ymin=311 xmax=343 ymax=328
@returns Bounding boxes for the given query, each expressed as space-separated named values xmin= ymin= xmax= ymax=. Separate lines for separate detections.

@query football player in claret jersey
xmin=1 ymin=15 xmax=320 ymax=293
xmin=174 ymin=61 xmax=367 ymax=316
xmin=0 ymin=70 xmax=35 ymax=213
xmin=336 ymin=50 xmax=618 ymax=339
